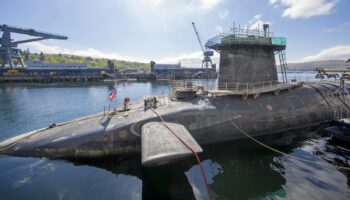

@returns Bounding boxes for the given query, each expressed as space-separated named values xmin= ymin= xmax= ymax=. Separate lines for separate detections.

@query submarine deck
xmin=0 ymin=82 xmax=348 ymax=159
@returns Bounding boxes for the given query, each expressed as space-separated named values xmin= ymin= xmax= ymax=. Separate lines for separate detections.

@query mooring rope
xmin=150 ymin=108 xmax=213 ymax=200
xmin=229 ymin=120 xmax=350 ymax=171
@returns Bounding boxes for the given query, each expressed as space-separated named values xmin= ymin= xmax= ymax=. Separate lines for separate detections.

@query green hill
xmin=22 ymin=51 xmax=150 ymax=71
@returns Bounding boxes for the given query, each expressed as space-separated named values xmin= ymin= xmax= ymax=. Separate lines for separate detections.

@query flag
xmin=108 ymin=87 xmax=117 ymax=102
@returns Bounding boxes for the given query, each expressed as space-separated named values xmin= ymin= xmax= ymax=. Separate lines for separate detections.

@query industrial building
xmin=26 ymin=60 xmax=88 ymax=70
xmin=150 ymin=61 xmax=217 ymax=79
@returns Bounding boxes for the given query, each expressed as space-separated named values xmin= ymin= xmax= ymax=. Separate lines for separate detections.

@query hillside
xmin=22 ymin=52 xmax=150 ymax=71
xmin=19 ymin=52 xmax=350 ymax=72
xmin=288 ymin=60 xmax=350 ymax=71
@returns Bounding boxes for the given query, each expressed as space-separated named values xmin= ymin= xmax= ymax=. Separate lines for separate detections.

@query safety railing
xmin=221 ymin=35 xmax=272 ymax=46
xmin=170 ymin=80 xmax=298 ymax=96
xmin=217 ymin=81 xmax=293 ymax=94
xmin=205 ymin=32 xmax=286 ymax=49
xmin=272 ymin=37 xmax=287 ymax=46
xmin=170 ymin=80 xmax=204 ymax=90
xmin=230 ymin=27 xmax=274 ymax=37
xmin=334 ymin=107 xmax=350 ymax=120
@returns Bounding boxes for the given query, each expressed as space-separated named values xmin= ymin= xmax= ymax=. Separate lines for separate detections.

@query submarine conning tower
xmin=206 ymin=24 xmax=288 ymax=91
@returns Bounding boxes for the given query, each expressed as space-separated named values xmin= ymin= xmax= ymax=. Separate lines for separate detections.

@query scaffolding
xmin=205 ymin=26 xmax=286 ymax=52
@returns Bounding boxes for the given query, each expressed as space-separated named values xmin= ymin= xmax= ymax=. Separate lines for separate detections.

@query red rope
xmin=151 ymin=108 xmax=213 ymax=200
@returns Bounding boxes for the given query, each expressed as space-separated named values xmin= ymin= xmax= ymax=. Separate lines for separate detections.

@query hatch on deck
xmin=141 ymin=122 xmax=202 ymax=167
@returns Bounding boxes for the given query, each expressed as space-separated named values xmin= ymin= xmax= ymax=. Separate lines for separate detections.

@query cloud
xmin=199 ymin=0 xmax=223 ymax=10
xmin=216 ymin=26 xmax=224 ymax=33
xmin=186 ymin=0 xmax=223 ymax=12
xmin=246 ymin=14 xmax=271 ymax=30
xmin=322 ymin=22 xmax=350 ymax=33
xmin=22 ymin=42 xmax=219 ymax=68
xmin=140 ymin=0 xmax=163 ymax=7
xmin=157 ymin=51 xmax=220 ymax=68
xmin=300 ymin=45 xmax=350 ymax=62
xmin=218 ymin=9 xmax=229 ymax=19
xmin=158 ymin=51 xmax=203 ymax=63
xmin=132 ymin=0 xmax=223 ymax=12
xmin=270 ymin=0 xmax=338 ymax=19
xmin=161 ymin=19 xmax=168 ymax=32
xmin=22 ymin=42 xmax=147 ymax=62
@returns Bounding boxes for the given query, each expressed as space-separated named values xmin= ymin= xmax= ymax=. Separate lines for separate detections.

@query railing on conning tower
xmin=334 ymin=107 xmax=350 ymax=120
xmin=170 ymin=79 xmax=300 ymax=97
xmin=216 ymin=81 xmax=294 ymax=95
xmin=205 ymin=27 xmax=287 ymax=50
xmin=171 ymin=80 xmax=205 ymax=91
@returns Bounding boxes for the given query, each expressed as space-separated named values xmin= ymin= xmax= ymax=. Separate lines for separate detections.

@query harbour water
xmin=0 ymin=72 xmax=349 ymax=200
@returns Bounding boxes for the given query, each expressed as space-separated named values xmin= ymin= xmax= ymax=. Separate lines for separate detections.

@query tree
xmin=39 ymin=52 xmax=45 ymax=61
xmin=23 ymin=50 xmax=29 ymax=61
xmin=85 ymin=56 xmax=93 ymax=61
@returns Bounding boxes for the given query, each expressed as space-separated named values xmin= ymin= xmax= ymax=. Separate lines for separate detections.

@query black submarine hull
xmin=0 ymin=82 xmax=348 ymax=159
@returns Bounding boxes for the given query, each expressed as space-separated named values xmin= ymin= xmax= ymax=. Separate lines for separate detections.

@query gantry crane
xmin=191 ymin=22 xmax=214 ymax=68
xmin=0 ymin=24 xmax=68 ymax=68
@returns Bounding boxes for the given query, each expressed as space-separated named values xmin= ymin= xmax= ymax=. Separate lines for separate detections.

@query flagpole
xmin=107 ymin=81 xmax=117 ymax=112
xmin=115 ymin=80 xmax=118 ymax=110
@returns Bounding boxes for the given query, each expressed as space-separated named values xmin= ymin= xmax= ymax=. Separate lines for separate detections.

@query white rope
xmin=229 ymin=120 xmax=350 ymax=171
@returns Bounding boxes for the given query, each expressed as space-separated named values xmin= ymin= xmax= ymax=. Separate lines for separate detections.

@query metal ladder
xmin=278 ymin=50 xmax=288 ymax=83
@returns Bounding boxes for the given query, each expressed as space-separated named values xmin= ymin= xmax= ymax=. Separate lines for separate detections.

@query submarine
xmin=0 ymin=24 xmax=349 ymax=165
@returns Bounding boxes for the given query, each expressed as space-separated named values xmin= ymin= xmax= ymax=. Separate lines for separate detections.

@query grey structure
xmin=192 ymin=22 xmax=214 ymax=69
xmin=141 ymin=122 xmax=202 ymax=167
xmin=0 ymin=83 xmax=348 ymax=160
xmin=0 ymin=24 xmax=67 ymax=68
xmin=150 ymin=61 xmax=217 ymax=79
xmin=206 ymin=24 xmax=288 ymax=89
xmin=218 ymin=47 xmax=278 ymax=84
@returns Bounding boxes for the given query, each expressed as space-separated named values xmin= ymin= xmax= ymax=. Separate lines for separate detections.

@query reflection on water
xmin=0 ymin=156 xmax=142 ymax=200
xmin=2 ymin=132 xmax=347 ymax=200
xmin=0 ymin=77 xmax=350 ymax=199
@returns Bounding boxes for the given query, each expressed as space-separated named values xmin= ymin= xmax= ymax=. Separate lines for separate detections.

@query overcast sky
xmin=1 ymin=0 xmax=350 ymax=66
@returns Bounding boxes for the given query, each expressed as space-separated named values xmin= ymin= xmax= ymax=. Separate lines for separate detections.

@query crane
xmin=0 ymin=24 xmax=68 ymax=68
xmin=191 ymin=22 xmax=214 ymax=68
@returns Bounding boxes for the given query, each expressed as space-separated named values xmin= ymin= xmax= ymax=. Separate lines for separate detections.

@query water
xmin=0 ymin=72 xmax=350 ymax=200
